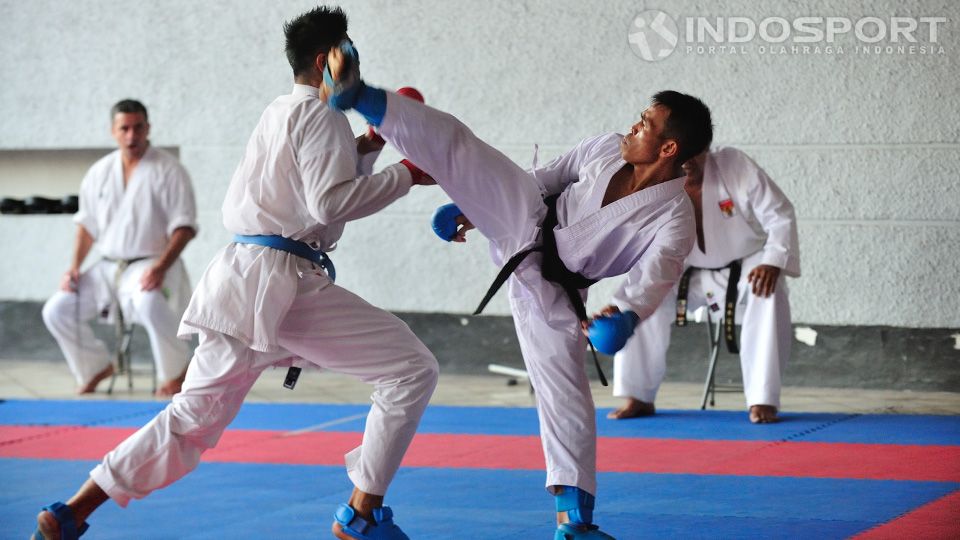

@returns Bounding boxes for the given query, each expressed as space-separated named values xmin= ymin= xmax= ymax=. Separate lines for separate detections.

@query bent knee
xmin=129 ymin=289 xmax=176 ymax=319
xmin=418 ymin=353 xmax=440 ymax=389
xmin=403 ymin=346 xmax=439 ymax=392
xmin=42 ymin=293 xmax=72 ymax=328
xmin=166 ymin=394 xmax=237 ymax=448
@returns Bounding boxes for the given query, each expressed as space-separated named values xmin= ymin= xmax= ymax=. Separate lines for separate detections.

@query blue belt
xmin=233 ymin=234 xmax=336 ymax=282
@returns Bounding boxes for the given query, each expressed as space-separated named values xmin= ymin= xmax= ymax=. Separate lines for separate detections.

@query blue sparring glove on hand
xmin=588 ymin=310 xmax=640 ymax=355
xmin=431 ymin=203 xmax=463 ymax=241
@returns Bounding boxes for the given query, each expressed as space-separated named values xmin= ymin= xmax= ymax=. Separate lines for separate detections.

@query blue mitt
xmin=431 ymin=203 xmax=463 ymax=241
xmin=588 ymin=311 xmax=639 ymax=355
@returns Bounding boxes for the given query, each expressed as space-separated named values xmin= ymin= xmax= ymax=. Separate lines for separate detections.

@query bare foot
xmin=34 ymin=508 xmax=60 ymax=540
xmin=77 ymin=364 xmax=114 ymax=394
xmin=749 ymin=405 xmax=779 ymax=424
xmin=332 ymin=521 xmax=349 ymax=540
xmin=607 ymin=398 xmax=655 ymax=419
xmin=35 ymin=506 xmax=85 ymax=540
xmin=155 ymin=369 xmax=186 ymax=397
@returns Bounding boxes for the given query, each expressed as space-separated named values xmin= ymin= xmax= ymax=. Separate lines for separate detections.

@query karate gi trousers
xmin=613 ymin=250 xmax=792 ymax=408
xmin=380 ymin=94 xmax=598 ymax=495
xmin=89 ymin=265 xmax=438 ymax=506
xmin=42 ymin=258 xmax=190 ymax=386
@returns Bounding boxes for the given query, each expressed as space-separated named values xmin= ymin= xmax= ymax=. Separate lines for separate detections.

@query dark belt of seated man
xmin=103 ymin=256 xmax=149 ymax=265
xmin=473 ymin=194 xmax=607 ymax=386
xmin=675 ymin=260 xmax=742 ymax=354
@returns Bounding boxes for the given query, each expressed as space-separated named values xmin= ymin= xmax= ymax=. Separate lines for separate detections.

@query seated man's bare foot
xmin=77 ymin=364 xmax=114 ymax=394
xmin=155 ymin=369 xmax=187 ymax=397
xmin=749 ymin=404 xmax=779 ymax=424
xmin=607 ymin=398 xmax=655 ymax=419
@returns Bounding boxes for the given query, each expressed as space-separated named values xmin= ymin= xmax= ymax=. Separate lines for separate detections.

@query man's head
xmin=284 ymin=6 xmax=349 ymax=78
xmin=110 ymin=99 xmax=150 ymax=160
xmin=620 ymin=91 xmax=713 ymax=169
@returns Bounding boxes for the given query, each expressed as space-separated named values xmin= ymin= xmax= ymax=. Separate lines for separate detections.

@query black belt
xmin=474 ymin=194 xmax=607 ymax=385
xmin=103 ymin=256 xmax=149 ymax=265
xmin=676 ymin=260 xmax=741 ymax=354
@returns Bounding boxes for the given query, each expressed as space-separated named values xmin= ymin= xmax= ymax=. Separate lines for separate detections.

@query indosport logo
xmin=628 ymin=10 xmax=679 ymax=62
xmin=627 ymin=10 xmax=947 ymax=60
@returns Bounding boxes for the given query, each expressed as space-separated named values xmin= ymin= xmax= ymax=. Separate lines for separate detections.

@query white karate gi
xmin=42 ymin=146 xmax=196 ymax=386
xmin=612 ymin=147 xmax=800 ymax=408
xmin=379 ymin=93 xmax=695 ymax=495
xmin=89 ymin=85 xmax=438 ymax=507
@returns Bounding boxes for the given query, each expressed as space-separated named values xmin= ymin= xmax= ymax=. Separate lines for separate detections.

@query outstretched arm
xmin=301 ymin=120 xmax=434 ymax=226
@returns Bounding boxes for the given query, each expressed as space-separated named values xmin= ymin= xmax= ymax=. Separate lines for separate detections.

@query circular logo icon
xmin=628 ymin=10 xmax=679 ymax=62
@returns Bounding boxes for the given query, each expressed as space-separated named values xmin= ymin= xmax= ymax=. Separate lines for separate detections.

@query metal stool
xmin=106 ymin=305 xmax=157 ymax=394
xmin=700 ymin=309 xmax=742 ymax=409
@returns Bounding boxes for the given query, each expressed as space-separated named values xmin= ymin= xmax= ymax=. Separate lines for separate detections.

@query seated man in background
xmin=42 ymin=99 xmax=197 ymax=397
xmin=609 ymin=147 xmax=800 ymax=424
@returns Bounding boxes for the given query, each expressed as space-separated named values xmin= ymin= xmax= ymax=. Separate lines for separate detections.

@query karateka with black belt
xmin=608 ymin=147 xmax=800 ymax=424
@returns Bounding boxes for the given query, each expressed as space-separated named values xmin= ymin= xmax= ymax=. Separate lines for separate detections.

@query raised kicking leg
xmin=323 ymin=41 xmax=543 ymax=259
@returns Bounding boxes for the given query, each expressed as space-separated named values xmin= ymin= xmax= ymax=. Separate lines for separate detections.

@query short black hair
xmin=111 ymin=99 xmax=148 ymax=122
xmin=284 ymin=6 xmax=349 ymax=76
xmin=651 ymin=91 xmax=713 ymax=165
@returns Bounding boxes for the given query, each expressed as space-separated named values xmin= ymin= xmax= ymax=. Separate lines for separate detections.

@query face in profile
xmin=620 ymin=104 xmax=673 ymax=165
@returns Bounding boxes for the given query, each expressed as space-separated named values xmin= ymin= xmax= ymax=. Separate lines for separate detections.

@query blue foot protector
xmin=431 ymin=203 xmax=463 ymax=241
xmin=32 ymin=501 xmax=88 ymax=540
xmin=323 ymin=40 xmax=387 ymax=125
xmin=334 ymin=503 xmax=409 ymax=540
xmin=555 ymin=523 xmax=617 ymax=540
xmin=587 ymin=310 xmax=639 ymax=355
xmin=554 ymin=487 xmax=615 ymax=539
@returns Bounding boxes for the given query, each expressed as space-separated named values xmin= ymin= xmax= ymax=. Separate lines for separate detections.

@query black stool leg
xmin=700 ymin=312 xmax=723 ymax=410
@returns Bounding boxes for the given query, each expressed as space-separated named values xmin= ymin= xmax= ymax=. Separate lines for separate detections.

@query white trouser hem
xmin=545 ymin=472 xmax=597 ymax=498
xmin=612 ymin=386 xmax=659 ymax=403
xmin=89 ymin=464 xmax=132 ymax=508
xmin=345 ymin=446 xmax=388 ymax=496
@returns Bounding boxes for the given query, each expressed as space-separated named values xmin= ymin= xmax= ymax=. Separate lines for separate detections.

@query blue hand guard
xmin=588 ymin=311 xmax=639 ymax=355
xmin=431 ymin=203 xmax=462 ymax=241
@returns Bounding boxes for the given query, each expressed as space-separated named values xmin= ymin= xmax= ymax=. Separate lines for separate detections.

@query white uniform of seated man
xmin=42 ymin=99 xmax=197 ymax=397
xmin=609 ymin=147 xmax=800 ymax=424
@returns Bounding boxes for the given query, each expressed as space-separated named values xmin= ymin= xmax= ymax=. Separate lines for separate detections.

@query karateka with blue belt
xmin=33 ymin=7 xmax=438 ymax=540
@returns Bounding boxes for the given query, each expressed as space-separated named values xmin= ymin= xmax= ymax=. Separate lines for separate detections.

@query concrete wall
xmin=1 ymin=0 xmax=958 ymax=328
